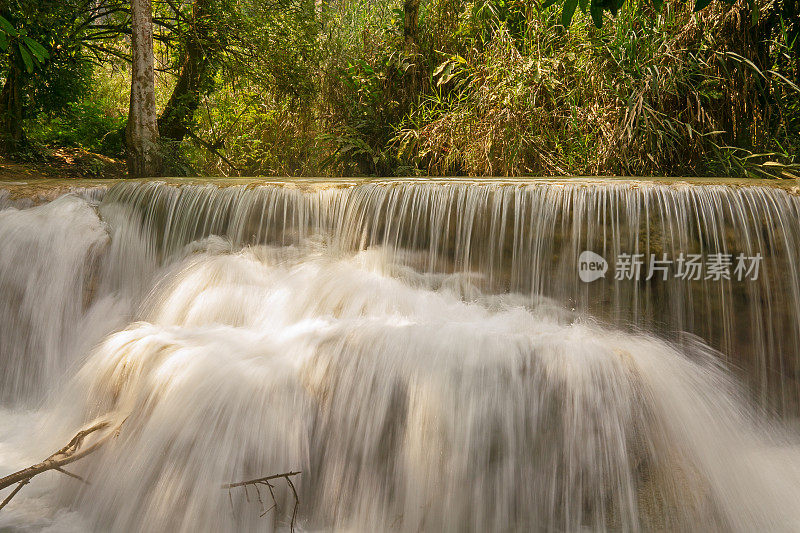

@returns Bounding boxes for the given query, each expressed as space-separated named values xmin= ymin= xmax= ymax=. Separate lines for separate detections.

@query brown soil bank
xmin=0 ymin=148 xmax=125 ymax=181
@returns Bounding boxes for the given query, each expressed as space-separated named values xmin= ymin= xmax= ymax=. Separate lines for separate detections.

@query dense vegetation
xmin=1 ymin=0 xmax=798 ymax=177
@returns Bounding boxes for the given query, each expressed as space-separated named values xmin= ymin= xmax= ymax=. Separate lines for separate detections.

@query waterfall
xmin=1 ymin=179 xmax=799 ymax=532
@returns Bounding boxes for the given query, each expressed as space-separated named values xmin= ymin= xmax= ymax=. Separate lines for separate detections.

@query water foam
xmin=1 ymin=183 xmax=799 ymax=532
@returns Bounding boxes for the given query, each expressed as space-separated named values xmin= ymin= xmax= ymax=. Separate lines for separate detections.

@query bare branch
xmin=0 ymin=417 xmax=125 ymax=511
xmin=222 ymin=471 xmax=301 ymax=531
xmin=0 ymin=481 xmax=28 ymax=511
xmin=221 ymin=471 xmax=301 ymax=489
xmin=55 ymin=467 xmax=89 ymax=484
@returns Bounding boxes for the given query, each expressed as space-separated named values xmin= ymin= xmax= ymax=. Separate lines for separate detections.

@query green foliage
xmin=31 ymin=101 xmax=123 ymax=154
xmin=209 ymin=0 xmax=318 ymax=100
xmin=381 ymin=0 xmax=798 ymax=177
xmin=0 ymin=14 xmax=49 ymax=73
xmin=318 ymin=50 xmax=416 ymax=175
xmin=3 ymin=0 xmax=797 ymax=178
xmin=314 ymin=0 xmax=412 ymax=175
xmin=0 ymin=0 xmax=130 ymax=155
xmin=172 ymin=0 xmax=794 ymax=178
xmin=29 ymin=52 xmax=94 ymax=116
xmin=185 ymin=79 xmax=319 ymax=176
xmin=28 ymin=67 xmax=128 ymax=155
xmin=148 ymin=0 xmax=319 ymax=174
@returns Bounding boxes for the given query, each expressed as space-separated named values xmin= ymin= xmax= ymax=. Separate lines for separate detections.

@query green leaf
xmin=18 ymin=43 xmax=33 ymax=73
xmin=767 ymin=69 xmax=800 ymax=93
xmin=23 ymin=36 xmax=48 ymax=62
xmin=30 ymin=49 xmax=42 ymax=67
xmin=561 ymin=0 xmax=579 ymax=27
xmin=0 ymin=15 xmax=16 ymax=36
xmin=541 ymin=0 xmax=562 ymax=10
xmin=590 ymin=2 xmax=604 ymax=26
xmin=693 ymin=0 xmax=713 ymax=12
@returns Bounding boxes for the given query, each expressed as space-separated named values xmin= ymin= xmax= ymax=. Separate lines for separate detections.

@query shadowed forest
xmin=0 ymin=0 xmax=798 ymax=177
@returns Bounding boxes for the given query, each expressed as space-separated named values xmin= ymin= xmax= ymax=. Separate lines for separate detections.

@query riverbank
xmin=0 ymin=148 xmax=125 ymax=181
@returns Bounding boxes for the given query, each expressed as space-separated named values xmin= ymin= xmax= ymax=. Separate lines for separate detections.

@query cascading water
xmin=1 ymin=179 xmax=799 ymax=532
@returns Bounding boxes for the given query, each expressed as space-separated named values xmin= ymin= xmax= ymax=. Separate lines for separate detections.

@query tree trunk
xmin=403 ymin=0 xmax=420 ymax=52
xmin=158 ymin=0 xmax=213 ymax=143
xmin=0 ymin=64 xmax=26 ymax=155
xmin=127 ymin=0 xmax=161 ymax=177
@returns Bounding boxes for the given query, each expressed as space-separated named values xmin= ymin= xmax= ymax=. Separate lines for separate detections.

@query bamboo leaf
xmin=18 ymin=43 xmax=33 ymax=73
xmin=561 ymin=0 xmax=579 ymax=27
xmin=23 ymin=36 xmax=48 ymax=62
xmin=432 ymin=60 xmax=449 ymax=77
xmin=767 ymin=70 xmax=800 ymax=93
xmin=590 ymin=2 xmax=604 ymax=27
xmin=437 ymin=63 xmax=454 ymax=86
xmin=0 ymin=15 xmax=16 ymax=36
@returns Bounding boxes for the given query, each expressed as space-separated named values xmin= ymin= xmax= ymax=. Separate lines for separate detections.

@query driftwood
xmin=222 ymin=471 xmax=301 ymax=531
xmin=0 ymin=417 xmax=124 ymax=511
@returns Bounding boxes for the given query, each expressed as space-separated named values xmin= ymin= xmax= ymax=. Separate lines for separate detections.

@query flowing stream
xmin=1 ymin=179 xmax=800 ymax=532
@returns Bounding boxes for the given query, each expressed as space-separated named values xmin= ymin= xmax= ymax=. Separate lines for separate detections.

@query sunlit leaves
xmin=434 ymin=55 xmax=469 ymax=88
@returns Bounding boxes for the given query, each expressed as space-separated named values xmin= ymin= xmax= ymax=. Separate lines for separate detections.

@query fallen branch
xmin=222 ymin=471 xmax=300 ymax=531
xmin=0 ymin=417 xmax=124 ymax=511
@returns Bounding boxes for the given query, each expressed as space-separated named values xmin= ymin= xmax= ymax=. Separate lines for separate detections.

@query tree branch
xmin=0 ymin=417 xmax=125 ymax=511
xmin=221 ymin=471 xmax=301 ymax=489
xmin=186 ymin=129 xmax=242 ymax=173
xmin=223 ymin=471 xmax=300 ymax=531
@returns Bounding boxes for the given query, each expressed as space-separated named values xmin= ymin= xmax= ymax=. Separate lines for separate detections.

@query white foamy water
xmin=1 ymin=181 xmax=800 ymax=532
